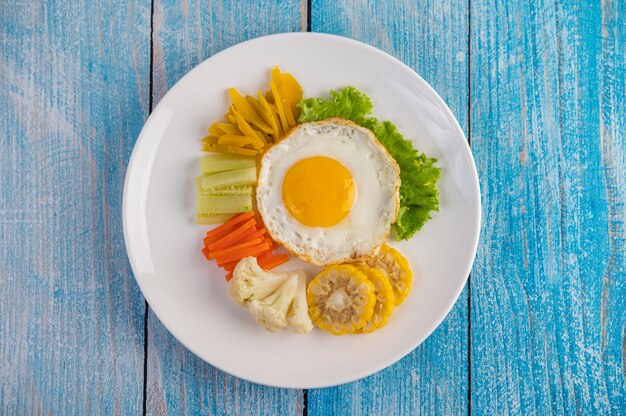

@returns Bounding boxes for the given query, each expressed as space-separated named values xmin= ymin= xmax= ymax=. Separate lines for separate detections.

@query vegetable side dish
xmin=195 ymin=67 xmax=439 ymax=335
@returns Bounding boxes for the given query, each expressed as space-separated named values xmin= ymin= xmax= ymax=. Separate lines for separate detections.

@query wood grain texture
xmin=470 ymin=0 xmax=625 ymax=414
xmin=2 ymin=0 xmax=624 ymax=414
xmin=145 ymin=1 xmax=304 ymax=414
xmin=0 ymin=1 xmax=151 ymax=414
xmin=308 ymin=1 xmax=470 ymax=415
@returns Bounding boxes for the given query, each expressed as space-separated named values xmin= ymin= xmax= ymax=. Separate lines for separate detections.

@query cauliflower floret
xmin=248 ymin=276 xmax=297 ymax=332
xmin=228 ymin=256 xmax=313 ymax=334
xmin=228 ymin=257 xmax=291 ymax=306
xmin=287 ymin=271 xmax=314 ymax=334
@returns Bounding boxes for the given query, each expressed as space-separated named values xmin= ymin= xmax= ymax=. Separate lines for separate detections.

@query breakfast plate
xmin=123 ymin=33 xmax=480 ymax=388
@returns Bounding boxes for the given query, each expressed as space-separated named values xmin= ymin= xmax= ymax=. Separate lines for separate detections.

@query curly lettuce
xmin=298 ymin=87 xmax=440 ymax=240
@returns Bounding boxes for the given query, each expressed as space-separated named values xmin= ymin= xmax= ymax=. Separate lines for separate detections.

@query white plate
xmin=123 ymin=33 xmax=480 ymax=388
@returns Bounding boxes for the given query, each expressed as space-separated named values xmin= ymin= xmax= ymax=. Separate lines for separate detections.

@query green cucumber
xmin=197 ymin=167 xmax=256 ymax=190
xmin=195 ymin=213 xmax=235 ymax=225
xmin=197 ymin=185 xmax=254 ymax=196
xmin=196 ymin=195 xmax=253 ymax=214
xmin=200 ymin=154 xmax=256 ymax=174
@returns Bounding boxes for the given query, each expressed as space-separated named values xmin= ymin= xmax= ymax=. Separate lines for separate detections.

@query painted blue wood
xmin=308 ymin=1 xmax=470 ymax=414
xmin=1 ymin=0 xmax=624 ymax=414
xmin=145 ymin=1 xmax=305 ymax=414
xmin=470 ymin=0 xmax=625 ymax=414
xmin=0 ymin=0 xmax=151 ymax=414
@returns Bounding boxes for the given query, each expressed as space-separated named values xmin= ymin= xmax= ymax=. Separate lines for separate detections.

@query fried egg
xmin=256 ymin=118 xmax=400 ymax=266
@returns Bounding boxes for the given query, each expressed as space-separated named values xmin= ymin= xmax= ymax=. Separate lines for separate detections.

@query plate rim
xmin=123 ymin=31 xmax=481 ymax=388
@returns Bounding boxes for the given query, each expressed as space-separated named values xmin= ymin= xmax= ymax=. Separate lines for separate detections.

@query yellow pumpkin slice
xmin=257 ymin=91 xmax=280 ymax=140
xmin=217 ymin=135 xmax=256 ymax=147
xmin=272 ymin=67 xmax=303 ymax=120
xmin=269 ymin=80 xmax=289 ymax=133
xmin=228 ymin=88 xmax=273 ymax=134
xmin=233 ymin=108 xmax=266 ymax=146
xmin=202 ymin=143 xmax=258 ymax=156
xmin=201 ymin=136 xmax=220 ymax=145
xmin=210 ymin=122 xmax=241 ymax=136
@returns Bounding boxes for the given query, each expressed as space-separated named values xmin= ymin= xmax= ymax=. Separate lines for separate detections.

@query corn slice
xmin=307 ymin=265 xmax=376 ymax=335
xmin=355 ymin=266 xmax=395 ymax=333
xmin=366 ymin=245 xmax=413 ymax=305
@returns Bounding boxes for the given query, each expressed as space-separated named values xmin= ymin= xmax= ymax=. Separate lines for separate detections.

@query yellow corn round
xmin=366 ymin=244 xmax=413 ymax=305
xmin=355 ymin=265 xmax=395 ymax=333
xmin=307 ymin=265 xmax=376 ymax=335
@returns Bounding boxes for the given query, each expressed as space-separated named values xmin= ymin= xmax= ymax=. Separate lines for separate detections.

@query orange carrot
xmin=206 ymin=212 xmax=254 ymax=239
xmin=225 ymin=270 xmax=234 ymax=281
xmin=209 ymin=237 xmax=263 ymax=259
xmin=222 ymin=224 xmax=262 ymax=246
xmin=258 ymin=253 xmax=289 ymax=270
xmin=201 ymin=247 xmax=211 ymax=261
xmin=204 ymin=218 xmax=256 ymax=247
xmin=216 ymin=251 xmax=270 ymax=268
xmin=204 ymin=224 xmax=267 ymax=251
xmin=207 ymin=219 xmax=256 ymax=251
xmin=230 ymin=227 xmax=268 ymax=246
xmin=257 ymin=250 xmax=275 ymax=263
xmin=215 ymin=242 xmax=271 ymax=264
xmin=221 ymin=260 xmax=238 ymax=271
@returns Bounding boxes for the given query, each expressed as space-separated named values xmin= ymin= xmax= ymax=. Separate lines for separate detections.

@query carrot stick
xmin=207 ymin=219 xmax=256 ymax=251
xmin=257 ymin=250 xmax=275 ymax=263
xmin=215 ymin=242 xmax=271 ymax=264
xmin=209 ymin=237 xmax=263 ymax=259
xmin=228 ymin=227 xmax=267 ymax=246
xmin=207 ymin=223 xmax=267 ymax=252
xmin=201 ymin=247 xmax=211 ymax=261
xmin=205 ymin=219 xmax=256 ymax=247
xmin=225 ymin=270 xmax=234 ymax=281
xmin=221 ymin=260 xmax=238 ymax=271
xmin=206 ymin=212 xmax=254 ymax=239
xmin=221 ymin=224 xmax=262 ymax=246
xmin=258 ymin=254 xmax=289 ymax=270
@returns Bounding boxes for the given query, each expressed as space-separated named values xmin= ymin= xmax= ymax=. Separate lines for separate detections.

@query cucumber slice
xmin=198 ymin=185 xmax=254 ymax=196
xmin=196 ymin=213 xmax=234 ymax=225
xmin=197 ymin=167 xmax=256 ymax=190
xmin=196 ymin=195 xmax=253 ymax=214
xmin=200 ymin=154 xmax=256 ymax=174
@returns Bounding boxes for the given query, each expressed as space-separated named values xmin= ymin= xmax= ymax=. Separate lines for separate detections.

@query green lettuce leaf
xmin=298 ymin=87 xmax=440 ymax=240
xmin=299 ymin=87 xmax=374 ymax=126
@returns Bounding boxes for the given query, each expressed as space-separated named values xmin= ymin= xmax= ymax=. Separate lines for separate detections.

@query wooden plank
xmin=307 ymin=1 xmax=470 ymax=415
xmin=145 ymin=1 xmax=305 ymax=414
xmin=0 ymin=1 xmax=151 ymax=414
xmin=470 ymin=0 xmax=625 ymax=414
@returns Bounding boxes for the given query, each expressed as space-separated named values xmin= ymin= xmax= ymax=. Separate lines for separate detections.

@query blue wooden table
xmin=1 ymin=1 xmax=624 ymax=414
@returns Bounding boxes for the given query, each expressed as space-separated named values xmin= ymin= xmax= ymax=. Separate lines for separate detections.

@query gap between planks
xmin=142 ymin=0 xmax=156 ymax=414
xmin=467 ymin=0 xmax=473 ymax=415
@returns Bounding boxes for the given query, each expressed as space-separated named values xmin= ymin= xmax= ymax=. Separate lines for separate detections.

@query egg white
xmin=256 ymin=118 xmax=400 ymax=266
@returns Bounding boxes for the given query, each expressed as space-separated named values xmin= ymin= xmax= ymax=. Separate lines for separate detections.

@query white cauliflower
xmin=286 ymin=271 xmax=314 ymax=334
xmin=228 ymin=257 xmax=291 ymax=306
xmin=227 ymin=256 xmax=313 ymax=334
xmin=248 ymin=276 xmax=297 ymax=332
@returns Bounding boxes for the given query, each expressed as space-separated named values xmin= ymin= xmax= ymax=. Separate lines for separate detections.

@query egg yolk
xmin=282 ymin=156 xmax=355 ymax=227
